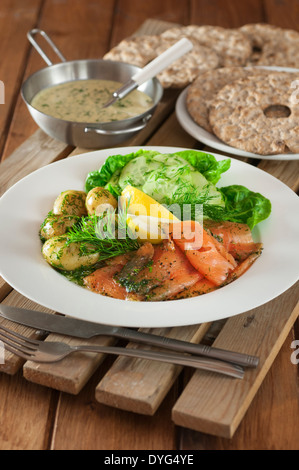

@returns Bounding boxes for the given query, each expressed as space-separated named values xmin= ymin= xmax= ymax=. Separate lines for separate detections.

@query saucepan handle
xmin=84 ymin=115 xmax=152 ymax=136
xmin=27 ymin=29 xmax=66 ymax=66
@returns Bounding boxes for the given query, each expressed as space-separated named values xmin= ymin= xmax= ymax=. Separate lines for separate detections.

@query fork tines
xmin=0 ymin=324 xmax=41 ymax=360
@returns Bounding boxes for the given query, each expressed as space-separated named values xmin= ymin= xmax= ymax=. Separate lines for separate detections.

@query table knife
xmin=0 ymin=304 xmax=259 ymax=368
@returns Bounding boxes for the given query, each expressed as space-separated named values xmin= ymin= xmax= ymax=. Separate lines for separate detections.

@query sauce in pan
xmin=31 ymin=79 xmax=153 ymax=123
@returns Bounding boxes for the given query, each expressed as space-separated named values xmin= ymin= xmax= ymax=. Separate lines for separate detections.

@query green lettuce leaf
xmin=201 ymin=185 xmax=271 ymax=229
xmin=84 ymin=150 xmax=271 ymax=229
xmin=107 ymin=151 xmax=227 ymax=211
xmin=85 ymin=149 xmax=230 ymax=194
xmin=85 ymin=149 xmax=159 ymax=194
xmin=171 ymin=150 xmax=231 ymax=184
xmin=219 ymin=185 xmax=272 ymax=229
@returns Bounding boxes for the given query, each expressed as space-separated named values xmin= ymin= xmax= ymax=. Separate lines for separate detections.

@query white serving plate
xmin=176 ymin=66 xmax=299 ymax=161
xmin=0 ymin=146 xmax=298 ymax=327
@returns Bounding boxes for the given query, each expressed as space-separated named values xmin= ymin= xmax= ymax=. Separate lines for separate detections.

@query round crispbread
xmin=155 ymin=38 xmax=220 ymax=88
xmin=186 ymin=67 xmax=270 ymax=132
xmin=160 ymin=25 xmax=252 ymax=67
xmin=208 ymin=72 xmax=299 ymax=155
xmin=103 ymin=35 xmax=160 ymax=67
xmin=240 ymin=23 xmax=299 ymax=67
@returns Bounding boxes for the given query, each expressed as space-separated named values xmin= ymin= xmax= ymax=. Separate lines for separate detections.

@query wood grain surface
xmin=0 ymin=0 xmax=298 ymax=450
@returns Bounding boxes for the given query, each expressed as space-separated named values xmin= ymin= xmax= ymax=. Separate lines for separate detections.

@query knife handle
xmin=73 ymin=344 xmax=244 ymax=379
xmin=131 ymin=38 xmax=193 ymax=85
xmin=113 ymin=327 xmax=259 ymax=368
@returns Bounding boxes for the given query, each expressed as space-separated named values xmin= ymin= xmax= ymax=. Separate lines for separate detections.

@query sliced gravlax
xmin=105 ymin=252 xmax=134 ymax=266
xmin=227 ymin=241 xmax=263 ymax=262
xmin=170 ymin=220 xmax=236 ymax=286
xmin=146 ymin=244 xmax=202 ymax=301
xmin=204 ymin=220 xmax=253 ymax=246
xmin=225 ymin=244 xmax=263 ymax=284
xmin=127 ymin=239 xmax=202 ymax=299
xmin=83 ymin=264 xmax=128 ymax=300
xmin=204 ymin=220 xmax=260 ymax=261
xmin=172 ymin=278 xmax=216 ymax=299
xmin=116 ymin=242 xmax=154 ymax=285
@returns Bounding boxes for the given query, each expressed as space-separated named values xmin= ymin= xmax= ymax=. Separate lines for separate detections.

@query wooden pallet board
xmin=172 ymin=283 xmax=299 ymax=438
xmin=95 ymin=323 xmax=211 ymax=415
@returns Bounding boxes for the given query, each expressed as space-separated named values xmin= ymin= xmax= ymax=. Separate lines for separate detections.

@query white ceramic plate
xmin=176 ymin=66 xmax=299 ymax=161
xmin=0 ymin=146 xmax=298 ymax=327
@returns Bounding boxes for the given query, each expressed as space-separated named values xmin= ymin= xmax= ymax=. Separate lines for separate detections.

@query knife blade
xmin=0 ymin=304 xmax=259 ymax=368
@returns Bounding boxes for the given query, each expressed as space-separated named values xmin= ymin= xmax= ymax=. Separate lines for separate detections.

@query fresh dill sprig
xmin=65 ymin=208 xmax=140 ymax=261
xmin=163 ymin=183 xmax=221 ymax=221
xmin=164 ymin=183 xmax=217 ymax=205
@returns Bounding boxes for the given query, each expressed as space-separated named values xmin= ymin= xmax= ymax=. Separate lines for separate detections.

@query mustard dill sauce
xmin=31 ymin=79 xmax=153 ymax=123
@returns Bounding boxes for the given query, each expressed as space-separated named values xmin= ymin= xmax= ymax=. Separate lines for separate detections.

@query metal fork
xmin=0 ymin=324 xmax=244 ymax=379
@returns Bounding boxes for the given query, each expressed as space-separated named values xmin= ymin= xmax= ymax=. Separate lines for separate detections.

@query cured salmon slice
xmin=206 ymin=232 xmax=237 ymax=267
xmin=105 ymin=252 xmax=133 ymax=266
xmin=173 ymin=278 xmax=216 ymax=299
xmin=227 ymin=241 xmax=263 ymax=262
xmin=204 ymin=220 xmax=258 ymax=261
xmin=126 ymin=239 xmax=202 ymax=299
xmin=204 ymin=220 xmax=253 ymax=248
xmin=83 ymin=221 xmax=261 ymax=301
xmin=83 ymin=264 xmax=128 ymax=300
xmin=169 ymin=220 xmax=235 ymax=286
xmin=146 ymin=245 xmax=202 ymax=301
xmin=84 ymin=239 xmax=202 ymax=301
xmin=116 ymin=242 xmax=154 ymax=285
xmin=225 ymin=244 xmax=263 ymax=284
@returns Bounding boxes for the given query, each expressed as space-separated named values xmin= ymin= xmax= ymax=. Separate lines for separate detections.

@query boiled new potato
xmin=42 ymin=235 xmax=99 ymax=271
xmin=85 ymin=187 xmax=118 ymax=215
xmin=40 ymin=213 xmax=78 ymax=240
xmin=53 ymin=190 xmax=87 ymax=216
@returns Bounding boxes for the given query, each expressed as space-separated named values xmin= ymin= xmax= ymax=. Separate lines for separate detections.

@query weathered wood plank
xmin=0 ymin=0 xmax=43 ymax=160
xmin=109 ymin=0 xmax=190 ymax=46
xmin=180 ymin=328 xmax=299 ymax=450
xmin=23 ymin=333 xmax=117 ymax=395
xmin=0 ymin=290 xmax=55 ymax=375
xmin=190 ymin=0 xmax=265 ymax=27
xmin=0 ymin=370 xmax=56 ymax=450
xmin=264 ymin=0 xmax=299 ymax=30
xmin=258 ymin=159 xmax=299 ymax=191
xmin=50 ymin=361 xmax=178 ymax=450
xmin=0 ymin=277 xmax=12 ymax=303
xmin=172 ymin=283 xmax=299 ymax=438
xmin=95 ymin=323 xmax=210 ymax=414
xmin=0 ymin=129 xmax=71 ymax=197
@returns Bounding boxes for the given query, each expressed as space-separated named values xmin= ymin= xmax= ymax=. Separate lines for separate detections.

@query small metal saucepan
xmin=21 ymin=29 xmax=164 ymax=148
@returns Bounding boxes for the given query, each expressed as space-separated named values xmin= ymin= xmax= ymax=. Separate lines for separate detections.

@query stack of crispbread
xmin=104 ymin=23 xmax=299 ymax=155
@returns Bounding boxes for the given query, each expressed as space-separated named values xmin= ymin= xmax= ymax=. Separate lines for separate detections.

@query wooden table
xmin=0 ymin=0 xmax=298 ymax=451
